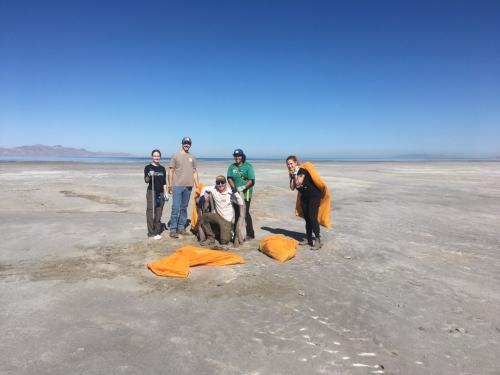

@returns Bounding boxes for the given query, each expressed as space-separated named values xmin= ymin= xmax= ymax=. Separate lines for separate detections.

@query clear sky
xmin=1 ymin=0 xmax=499 ymax=158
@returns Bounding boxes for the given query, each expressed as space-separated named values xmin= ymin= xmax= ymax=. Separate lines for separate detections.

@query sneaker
xmin=153 ymin=234 xmax=162 ymax=240
xmin=199 ymin=237 xmax=215 ymax=247
xmin=178 ymin=229 xmax=188 ymax=235
xmin=311 ymin=238 xmax=322 ymax=251
xmin=169 ymin=232 xmax=179 ymax=239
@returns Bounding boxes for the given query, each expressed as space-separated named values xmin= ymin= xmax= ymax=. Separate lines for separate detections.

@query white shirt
xmin=200 ymin=185 xmax=244 ymax=222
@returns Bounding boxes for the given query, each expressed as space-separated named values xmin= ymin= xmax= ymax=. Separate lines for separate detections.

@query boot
xmin=299 ymin=238 xmax=313 ymax=246
xmin=311 ymin=237 xmax=322 ymax=251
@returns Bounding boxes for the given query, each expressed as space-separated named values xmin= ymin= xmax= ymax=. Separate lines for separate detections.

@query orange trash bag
xmin=190 ymin=183 xmax=206 ymax=232
xmin=295 ymin=162 xmax=332 ymax=228
xmin=259 ymin=235 xmax=298 ymax=263
xmin=148 ymin=246 xmax=245 ymax=278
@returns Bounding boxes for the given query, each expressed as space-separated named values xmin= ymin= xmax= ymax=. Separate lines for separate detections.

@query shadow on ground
xmin=260 ymin=226 xmax=304 ymax=240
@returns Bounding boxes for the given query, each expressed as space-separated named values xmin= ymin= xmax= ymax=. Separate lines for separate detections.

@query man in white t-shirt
xmin=199 ymin=175 xmax=244 ymax=245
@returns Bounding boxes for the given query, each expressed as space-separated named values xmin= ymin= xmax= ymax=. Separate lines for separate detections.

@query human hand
xmin=237 ymin=186 xmax=245 ymax=192
xmin=167 ymin=186 xmax=173 ymax=194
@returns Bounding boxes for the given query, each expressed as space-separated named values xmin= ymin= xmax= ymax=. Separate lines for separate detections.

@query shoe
xmin=178 ymin=229 xmax=188 ymax=235
xmin=169 ymin=232 xmax=179 ymax=239
xmin=311 ymin=237 xmax=322 ymax=251
xmin=199 ymin=237 xmax=215 ymax=247
xmin=299 ymin=239 xmax=313 ymax=246
xmin=153 ymin=234 xmax=162 ymax=240
xmin=245 ymin=236 xmax=255 ymax=241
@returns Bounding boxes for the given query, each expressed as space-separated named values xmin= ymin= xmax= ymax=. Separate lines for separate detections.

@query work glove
xmin=237 ymin=186 xmax=245 ymax=192
xmin=167 ymin=186 xmax=173 ymax=195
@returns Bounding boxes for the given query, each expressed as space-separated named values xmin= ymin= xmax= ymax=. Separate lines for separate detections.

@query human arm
xmin=193 ymin=169 xmax=199 ymax=188
xmin=232 ymin=190 xmax=244 ymax=206
xmin=168 ymin=168 xmax=174 ymax=194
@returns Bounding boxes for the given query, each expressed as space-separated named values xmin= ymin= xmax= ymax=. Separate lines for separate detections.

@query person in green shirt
xmin=227 ymin=148 xmax=255 ymax=239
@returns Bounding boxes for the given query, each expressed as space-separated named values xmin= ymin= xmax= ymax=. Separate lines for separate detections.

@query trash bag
xmin=258 ymin=234 xmax=298 ymax=262
xmin=190 ymin=183 xmax=206 ymax=233
xmin=295 ymin=162 xmax=332 ymax=228
xmin=148 ymin=246 xmax=245 ymax=278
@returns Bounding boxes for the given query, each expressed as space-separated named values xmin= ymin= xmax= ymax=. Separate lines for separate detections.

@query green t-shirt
xmin=227 ymin=161 xmax=255 ymax=201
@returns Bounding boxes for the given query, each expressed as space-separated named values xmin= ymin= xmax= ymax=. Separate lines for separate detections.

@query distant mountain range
xmin=0 ymin=145 xmax=133 ymax=157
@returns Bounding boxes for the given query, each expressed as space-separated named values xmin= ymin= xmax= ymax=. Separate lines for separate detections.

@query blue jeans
xmin=170 ymin=186 xmax=192 ymax=233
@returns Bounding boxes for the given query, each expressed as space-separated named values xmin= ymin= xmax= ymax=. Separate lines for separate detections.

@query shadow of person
xmin=260 ymin=226 xmax=304 ymax=241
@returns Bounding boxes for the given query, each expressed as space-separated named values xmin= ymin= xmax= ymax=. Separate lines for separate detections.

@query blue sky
xmin=1 ymin=0 xmax=499 ymax=158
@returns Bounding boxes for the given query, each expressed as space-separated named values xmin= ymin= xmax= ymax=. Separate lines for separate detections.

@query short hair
xmin=215 ymin=175 xmax=226 ymax=182
xmin=286 ymin=155 xmax=298 ymax=163
xmin=151 ymin=149 xmax=161 ymax=157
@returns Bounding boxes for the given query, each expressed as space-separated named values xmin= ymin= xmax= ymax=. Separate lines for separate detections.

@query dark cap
xmin=181 ymin=136 xmax=192 ymax=145
xmin=233 ymin=148 xmax=244 ymax=156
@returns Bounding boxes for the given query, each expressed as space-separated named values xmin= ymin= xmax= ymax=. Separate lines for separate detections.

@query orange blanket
xmin=148 ymin=246 xmax=245 ymax=278
xmin=190 ymin=183 xmax=206 ymax=232
xmin=259 ymin=234 xmax=298 ymax=262
xmin=295 ymin=162 xmax=332 ymax=228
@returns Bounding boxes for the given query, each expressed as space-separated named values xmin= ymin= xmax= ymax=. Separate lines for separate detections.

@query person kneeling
xmin=199 ymin=175 xmax=243 ymax=246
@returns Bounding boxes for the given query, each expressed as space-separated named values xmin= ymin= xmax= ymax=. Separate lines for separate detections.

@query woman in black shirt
xmin=144 ymin=149 xmax=168 ymax=240
xmin=286 ymin=155 xmax=322 ymax=250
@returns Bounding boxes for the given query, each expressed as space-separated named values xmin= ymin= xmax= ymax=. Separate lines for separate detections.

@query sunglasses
xmin=215 ymin=180 xmax=226 ymax=185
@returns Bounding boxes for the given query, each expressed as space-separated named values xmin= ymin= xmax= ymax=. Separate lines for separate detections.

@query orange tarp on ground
xmin=259 ymin=234 xmax=298 ymax=262
xmin=148 ymin=246 xmax=245 ymax=278
xmin=295 ymin=162 xmax=332 ymax=228
xmin=190 ymin=183 xmax=205 ymax=232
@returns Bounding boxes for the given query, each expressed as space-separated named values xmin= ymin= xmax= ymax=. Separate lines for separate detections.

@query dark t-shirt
xmin=297 ymin=168 xmax=321 ymax=199
xmin=144 ymin=164 xmax=167 ymax=193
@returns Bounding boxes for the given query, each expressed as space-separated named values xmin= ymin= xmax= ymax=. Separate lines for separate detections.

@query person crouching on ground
xmin=198 ymin=175 xmax=244 ymax=246
xmin=286 ymin=155 xmax=322 ymax=250
xmin=144 ymin=149 xmax=168 ymax=240
xmin=227 ymin=148 xmax=255 ymax=240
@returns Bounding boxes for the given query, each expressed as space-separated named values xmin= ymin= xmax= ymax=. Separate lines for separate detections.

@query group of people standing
xmin=144 ymin=137 xmax=255 ymax=244
xmin=144 ymin=137 xmax=323 ymax=250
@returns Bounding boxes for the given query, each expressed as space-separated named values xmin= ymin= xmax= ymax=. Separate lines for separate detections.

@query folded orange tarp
xmin=190 ymin=183 xmax=206 ymax=232
xmin=295 ymin=162 xmax=332 ymax=228
xmin=259 ymin=234 xmax=298 ymax=262
xmin=148 ymin=246 xmax=245 ymax=278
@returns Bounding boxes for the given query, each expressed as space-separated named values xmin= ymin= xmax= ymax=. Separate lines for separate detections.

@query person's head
xmin=215 ymin=175 xmax=227 ymax=191
xmin=286 ymin=155 xmax=298 ymax=169
xmin=151 ymin=149 xmax=161 ymax=164
xmin=233 ymin=148 xmax=246 ymax=164
xmin=181 ymin=136 xmax=192 ymax=152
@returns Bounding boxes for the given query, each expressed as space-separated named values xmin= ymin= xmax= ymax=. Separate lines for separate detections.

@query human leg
xmin=219 ymin=217 xmax=233 ymax=244
xmin=308 ymin=196 xmax=322 ymax=249
xmin=199 ymin=213 xmax=218 ymax=244
xmin=300 ymin=199 xmax=313 ymax=245
xmin=153 ymin=197 xmax=165 ymax=235
xmin=245 ymin=199 xmax=255 ymax=238
xmin=177 ymin=186 xmax=192 ymax=231
xmin=169 ymin=186 xmax=183 ymax=234
xmin=146 ymin=190 xmax=155 ymax=237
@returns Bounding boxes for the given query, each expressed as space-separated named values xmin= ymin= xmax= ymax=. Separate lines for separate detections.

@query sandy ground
xmin=0 ymin=160 xmax=499 ymax=375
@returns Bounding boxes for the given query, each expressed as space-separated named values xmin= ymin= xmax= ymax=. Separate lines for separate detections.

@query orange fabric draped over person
xmin=295 ymin=162 xmax=332 ymax=228
xmin=190 ymin=183 xmax=205 ymax=232
xmin=148 ymin=246 xmax=245 ymax=278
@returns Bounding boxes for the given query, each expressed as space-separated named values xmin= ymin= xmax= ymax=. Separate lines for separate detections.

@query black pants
xmin=301 ymin=195 xmax=320 ymax=241
xmin=234 ymin=199 xmax=255 ymax=238
xmin=146 ymin=190 xmax=164 ymax=237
